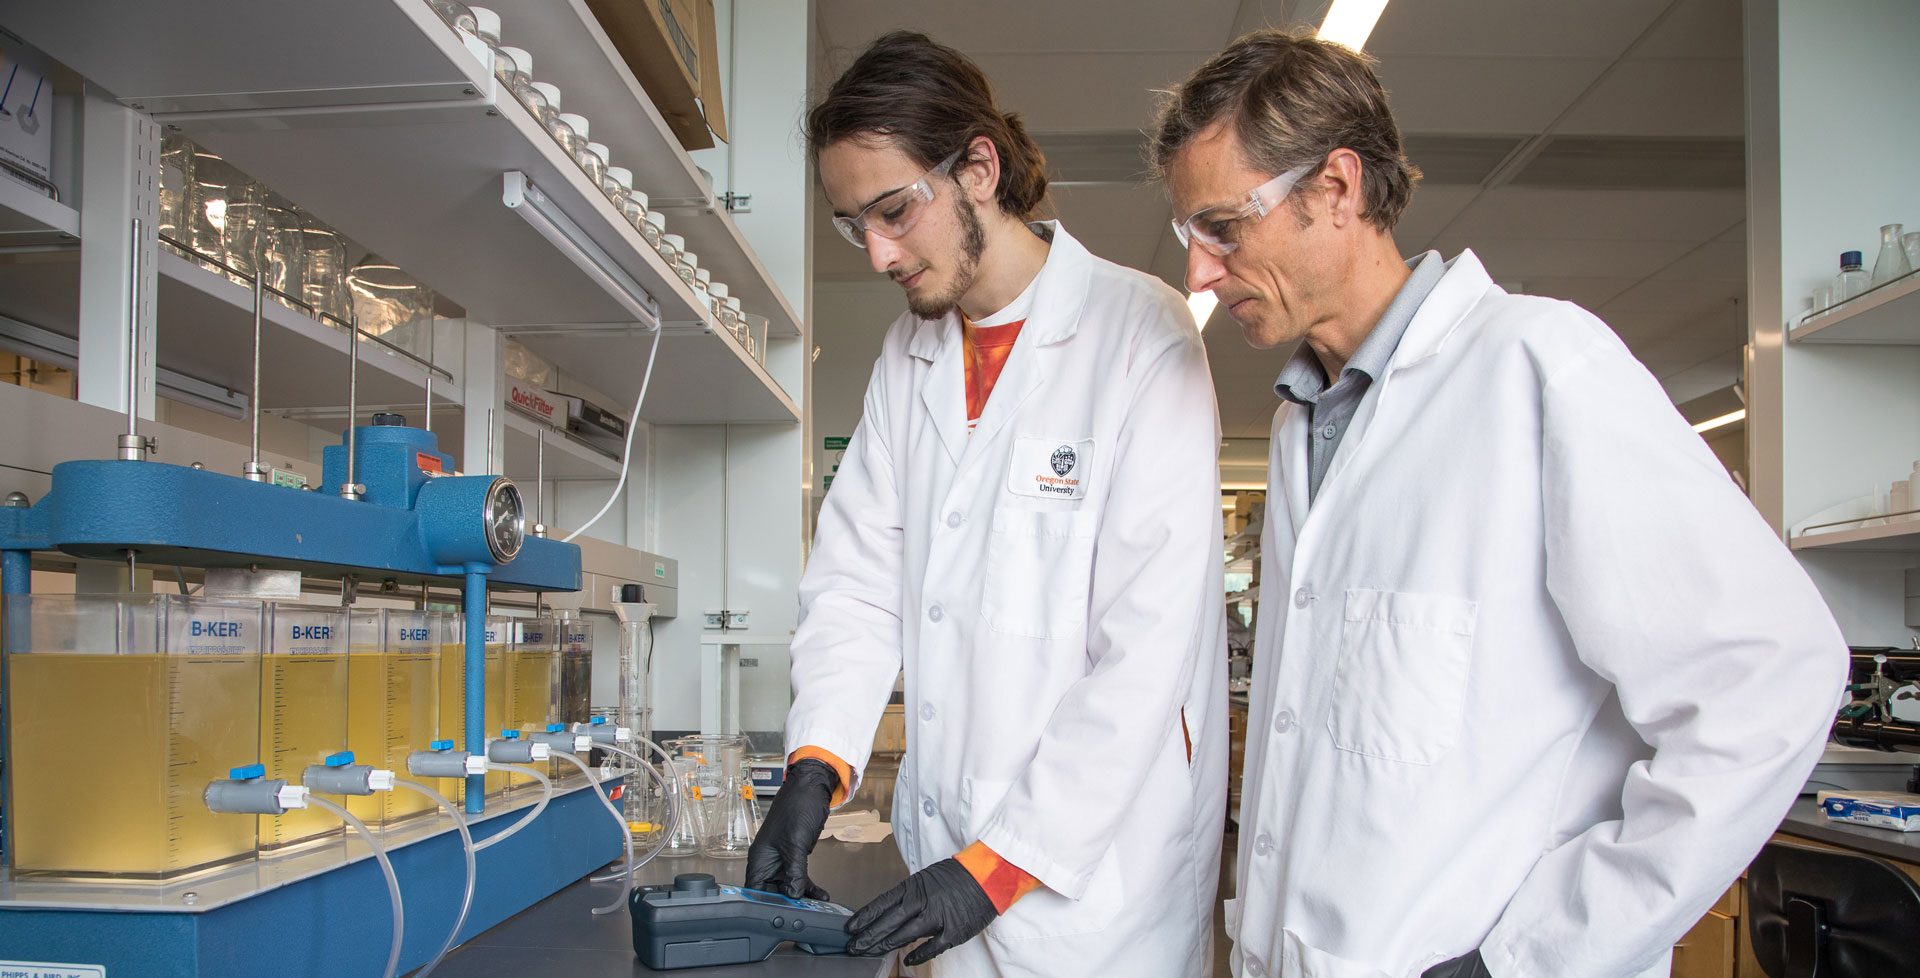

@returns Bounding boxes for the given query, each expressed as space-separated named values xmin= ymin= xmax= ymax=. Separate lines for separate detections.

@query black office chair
xmin=1746 ymin=840 xmax=1920 ymax=977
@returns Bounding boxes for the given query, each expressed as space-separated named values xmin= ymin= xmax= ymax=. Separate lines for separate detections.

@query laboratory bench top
xmin=434 ymin=838 xmax=905 ymax=977
xmin=1776 ymin=795 xmax=1920 ymax=865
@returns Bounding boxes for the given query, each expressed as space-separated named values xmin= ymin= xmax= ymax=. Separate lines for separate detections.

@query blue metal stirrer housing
xmin=0 ymin=419 xmax=581 ymax=816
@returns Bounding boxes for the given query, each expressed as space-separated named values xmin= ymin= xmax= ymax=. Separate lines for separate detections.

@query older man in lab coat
xmin=744 ymin=31 xmax=1228 ymax=976
xmin=1153 ymin=29 xmax=1847 ymax=978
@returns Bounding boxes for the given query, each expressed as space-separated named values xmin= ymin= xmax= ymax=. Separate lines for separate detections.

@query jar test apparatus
xmin=0 ymin=256 xmax=621 ymax=975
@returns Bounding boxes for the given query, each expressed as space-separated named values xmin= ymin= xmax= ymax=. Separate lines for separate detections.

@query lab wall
xmin=809 ymin=280 xmax=908 ymax=503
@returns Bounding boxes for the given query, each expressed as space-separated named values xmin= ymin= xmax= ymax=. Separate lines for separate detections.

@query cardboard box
xmin=584 ymin=0 xmax=729 ymax=151
xmin=0 ymin=28 xmax=56 ymax=195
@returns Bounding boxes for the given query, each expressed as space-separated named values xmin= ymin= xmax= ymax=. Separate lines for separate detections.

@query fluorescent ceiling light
xmin=1692 ymin=409 xmax=1746 ymax=434
xmin=1188 ymin=291 xmax=1219 ymax=331
xmin=1318 ymin=0 xmax=1391 ymax=50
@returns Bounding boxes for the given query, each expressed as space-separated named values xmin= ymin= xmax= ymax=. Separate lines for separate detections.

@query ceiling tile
xmin=1392 ymin=186 xmax=1481 ymax=248
xmin=1501 ymin=276 xmax=1641 ymax=311
xmin=1434 ymin=237 xmax=1698 ymax=281
xmin=1437 ymin=187 xmax=1745 ymax=242
xmin=1651 ymin=239 xmax=1748 ymax=282
xmin=1373 ymin=56 xmax=1609 ymax=133
xmin=814 ymin=0 xmax=1241 ymax=56
xmin=1629 ymin=0 xmax=1744 ymax=61
xmin=1366 ymin=0 xmax=1671 ymax=59
xmin=966 ymin=52 xmax=1224 ymax=132
xmin=1555 ymin=59 xmax=1745 ymax=138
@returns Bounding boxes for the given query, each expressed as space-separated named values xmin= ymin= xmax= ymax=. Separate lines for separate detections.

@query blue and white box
xmin=1817 ymin=790 xmax=1920 ymax=832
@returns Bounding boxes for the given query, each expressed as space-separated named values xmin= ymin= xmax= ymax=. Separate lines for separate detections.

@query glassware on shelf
xmin=642 ymin=210 xmax=666 ymax=250
xmin=429 ymin=0 xmax=477 ymax=34
xmin=580 ymin=141 xmax=609 ymax=189
xmin=741 ymin=312 xmax=769 ymax=364
xmin=694 ymin=267 xmax=713 ymax=312
xmin=184 ymin=149 xmax=246 ymax=269
xmin=725 ymin=297 xmax=748 ymax=349
xmin=1809 ymin=285 xmax=1834 ymax=318
xmin=298 ymin=212 xmax=352 ymax=326
xmin=1835 ymin=250 xmax=1869 ymax=302
xmin=225 ymin=183 xmax=307 ymax=299
xmin=659 ymin=232 xmax=684 ymax=268
xmin=466 ymin=5 xmax=501 ymax=45
xmin=494 ymin=45 xmax=530 ymax=91
xmin=604 ymin=167 xmax=647 ymax=231
xmin=1871 ymin=224 xmax=1911 ymax=289
xmin=1904 ymin=232 xmax=1920 ymax=274
xmin=675 ymin=250 xmax=699 ymax=289
xmin=525 ymin=82 xmax=563 ymax=133
xmin=158 ymin=131 xmax=194 ymax=255
xmin=709 ymin=281 xmax=731 ymax=323
xmin=554 ymin=113 xmax=589 ymax=159
xmin=347 ymin=257 xmax=436 ymax=358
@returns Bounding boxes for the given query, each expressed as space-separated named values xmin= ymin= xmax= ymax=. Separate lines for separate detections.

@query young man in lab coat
xmin=743 ymin=30 xmax=1229 ymax=976
xmin=1153 ymin=30 xmax=1848 ymax=978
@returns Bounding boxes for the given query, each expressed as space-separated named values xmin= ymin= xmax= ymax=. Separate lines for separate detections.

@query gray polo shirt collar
xmin=1274 ymin=250 xmax=1446 ymax=405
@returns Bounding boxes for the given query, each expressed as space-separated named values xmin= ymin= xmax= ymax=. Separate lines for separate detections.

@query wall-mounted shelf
xmin=500 ymin=407 xmax=621 ymax=481
xmin=0 ymin=249 xmax=460 ymax=413
xmin=513 ymin=324 xmax=799 ymax=424
xmin=1789 ymin=520 xmax=1920 ymax=554
xmin=1790 ymin=270 xmax=1920 ymax=344
xmin=486 ymin=0 xmax=804 ymax=337
xmin=0 ymin=177 xmax=79 ymax=243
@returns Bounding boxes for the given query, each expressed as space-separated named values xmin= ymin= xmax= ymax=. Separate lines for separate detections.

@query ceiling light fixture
xmin=1692 ymin=409 xmax=1746 ymax=434
xmin=1318 ymin=0 xmax=1391 ymax=50
xmin=1188 ymin=291 xmax=1219 ymax=331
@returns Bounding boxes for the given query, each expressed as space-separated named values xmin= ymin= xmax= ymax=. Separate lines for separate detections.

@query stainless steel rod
xmin=535 ymin=427 xmax=545 ymax=526
xmin=485 ymin=408 xmax=495 ymax=474
xmin=423 ymin=372 xmax=434 ymax=433
xmin=342 ymin=315 xmax=361 ymax=499
xmin=125 ymin=218 xmax=141 ymax=442
xmin=245 ymin=270 xmax=268 ymax=481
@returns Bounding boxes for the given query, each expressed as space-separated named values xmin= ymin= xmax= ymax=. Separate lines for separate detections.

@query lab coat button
xmin=1247 ymin=956 xmax=1267 ymax=977
xmin=922 ymin=797 xmax=937 ymax=818
xmin=928 ymin=605 xmax=944 ymax=623
xmin=946 ymin=511 xmax=963 ymax=528
xmin=1293 ymin=587 xmax=1311 ymax=609
xmin=1273 ymin=710 xmax=1296 ymax=734
xmin=1254 ymin=833 xmax=1274 ymax=856
xmin=920 ymin=702 xmax=935 ymax=722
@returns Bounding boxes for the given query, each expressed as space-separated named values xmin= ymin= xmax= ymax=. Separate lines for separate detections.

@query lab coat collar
xmin=1381 ymin=248 xmax=1495 ymax=375
xmin=912 ymin=222 xmax=1092 ymax=463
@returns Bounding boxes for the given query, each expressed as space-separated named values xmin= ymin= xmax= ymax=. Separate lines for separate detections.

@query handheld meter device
xmin=630 ymin=872 xmax=854 ymax=970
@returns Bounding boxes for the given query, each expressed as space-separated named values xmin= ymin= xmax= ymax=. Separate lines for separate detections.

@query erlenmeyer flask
xmin=703 ymin=738 xmax=755 ymax=859
xmin=1871 ymin=223 xmax=1912 ymax=289
xmin=658 ymin=747 xmax=705 ymax=858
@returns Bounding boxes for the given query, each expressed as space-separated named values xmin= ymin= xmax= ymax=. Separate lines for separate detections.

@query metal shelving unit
xmin=1789 ymin=520 xmax=1920 ymax=555
xmin=1790 ymin=269 xmax=1920 ymax=344
xmin=0 ymin=177 xmax=79 ymax=244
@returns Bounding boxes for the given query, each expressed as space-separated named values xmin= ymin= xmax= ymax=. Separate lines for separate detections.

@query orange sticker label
xmin=417 ymin=452 xmax=443 ymax=474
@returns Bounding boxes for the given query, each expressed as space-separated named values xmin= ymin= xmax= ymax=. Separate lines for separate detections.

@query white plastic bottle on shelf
xmin=1834 ymin=250 xmax=1869 ymax=302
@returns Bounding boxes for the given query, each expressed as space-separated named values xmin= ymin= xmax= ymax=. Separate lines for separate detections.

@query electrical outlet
xmin=740 ymin=658 xmax=759 ymax=668
xmin=728 ymin=611 xmax=751 ymax=630
xmin=703 ymin=610 xmax=725 ymax=629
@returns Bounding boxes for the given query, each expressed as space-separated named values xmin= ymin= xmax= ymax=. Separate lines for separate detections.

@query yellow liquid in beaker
xmin=438 ymin=643 xmax=508 ymax=799
xmin=346 ymin=651 xmax=439 ymax=825
xmin=508 ymin=648 xmax=558 ymax=790
xmin=259 ymin=653 xmax=348 ymax=849
xmin=8 ymin=653 xmax=259 ymax=878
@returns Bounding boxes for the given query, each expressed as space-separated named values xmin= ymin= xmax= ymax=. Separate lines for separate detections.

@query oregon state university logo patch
xmin=1050 ymin=445 xmax=1077 ymax=476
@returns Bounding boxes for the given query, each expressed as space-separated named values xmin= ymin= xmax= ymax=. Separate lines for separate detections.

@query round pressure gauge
xmin=483 ymin=477 xmax=526 ymax=562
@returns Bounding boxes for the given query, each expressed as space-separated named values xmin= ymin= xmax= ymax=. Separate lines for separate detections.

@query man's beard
xmin=905 ymin=198 xmax=987 ymax=320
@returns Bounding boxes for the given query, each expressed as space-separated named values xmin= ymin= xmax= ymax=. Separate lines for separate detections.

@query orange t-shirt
xmin=964 ymin=318 xmax=1025 ymax=432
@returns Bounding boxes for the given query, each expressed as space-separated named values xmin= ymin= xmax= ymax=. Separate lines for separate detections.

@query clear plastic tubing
xmin=394 ymin=779 xmax=475 ymax=978
xmin=473 ymin=763 xmax=552 ymax=852
xmin=553 ymin=751 xmax=634 ymax=915
xmin=587 ymin=738 xmax=681 ymax=883
xmin=306 ymin=794 xmax=404 ymax=978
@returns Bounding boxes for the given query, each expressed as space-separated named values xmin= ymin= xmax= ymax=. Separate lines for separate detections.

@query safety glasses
xmin=1171 ymin=161 xmax=1320 ymax=257
xmin=831 ymin=149 xmax=965 ymax=249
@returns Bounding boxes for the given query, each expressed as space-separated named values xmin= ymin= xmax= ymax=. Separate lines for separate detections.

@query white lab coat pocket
xmin=1329 ymin=589 xmax=1478 ymax=765
xmin=964 ymin=777 xmax=1125 ymax=940
xmin=980 ymin=508 xmax=1098 ymax=640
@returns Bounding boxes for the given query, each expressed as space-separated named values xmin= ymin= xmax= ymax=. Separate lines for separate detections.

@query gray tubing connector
xmin=206 ymin=778 xmax=293 ymax=815
xmin=303 ymin=763 xmax=380 ymax=795
xmin=409 ymin=750 xmax=471 ymax=779
xmin=487 ymin=738 xmax=538 ymax=764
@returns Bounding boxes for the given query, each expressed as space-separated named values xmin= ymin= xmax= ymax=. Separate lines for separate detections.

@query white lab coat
xmin=1228 ymin=250 xmax=1847 ymax=978
xmin=785 ymin=222 xmax=1228 ymax=977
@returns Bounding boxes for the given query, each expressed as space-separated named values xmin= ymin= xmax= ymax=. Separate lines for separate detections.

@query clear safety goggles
xmin=1171 ymin=161 xmax=1320 ymax=257
xmin=831 ymin=149 xmax=964 ymax=249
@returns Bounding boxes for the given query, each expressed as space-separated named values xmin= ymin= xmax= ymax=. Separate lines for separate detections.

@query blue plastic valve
xmin=430 ymin=739 xmax=455 ymax=751
xmin=325 ymin=751 xmax=355 ymax=767
xmin=547 ymin=722 xmax=565 ymax=732
xmin=229 ymin=763 xmax=266 ymax=780
xmin=590 ymin=717 xmax=607 ymax=725
xmin=501 ymin=729 xmax=520 ymax=739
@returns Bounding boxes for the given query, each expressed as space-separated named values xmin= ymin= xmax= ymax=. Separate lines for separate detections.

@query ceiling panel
xmin=1366 ymin=0 xmax=1670 ymax=59
xmin=1554 ymin=60 xmax=1745 ymax=137
xmin=1433 ymin=187 xmax=1744 ymax=242
xmin=1374 ymin=57 xmax=1610 ymax=133
xmin=1630 ymin=0 xmax=1744 ymax=61
xmin=1651 ymin=237 xmax=1747 ymax=282
xmin=1651 ymin=352 xmax=1743 ymax=404
xmin=1433 ymin=237 xmax=1698 ymax=281
xmin=814 ymin=0 xmax=1242 ymax=56
xmin=966 ymin=52 xmax=1227 ymax=132
xmin=1392 ymin=186 xmax=1482 ymax=248
xmin=1498 ymin=276 xmax=1642 ymax=311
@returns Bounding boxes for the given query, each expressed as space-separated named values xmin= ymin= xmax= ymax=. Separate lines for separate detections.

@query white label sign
xmin=0 ymin=962 xmax=106 ymax=978
xmin=1007 ymin=437 xmax=1094 ymax=500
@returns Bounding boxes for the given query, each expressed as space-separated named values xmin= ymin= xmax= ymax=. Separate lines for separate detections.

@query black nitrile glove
xmin=1422 ymin=949 xmax=1492 ymax=978
xmin=846 ymin=858 xmax=1000 ymax=965
xmin=743 ymin=758 xmax=839 ymax=900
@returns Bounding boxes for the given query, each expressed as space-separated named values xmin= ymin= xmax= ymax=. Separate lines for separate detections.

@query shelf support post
xmin=75 ymin=94 xmax=158 ymax=426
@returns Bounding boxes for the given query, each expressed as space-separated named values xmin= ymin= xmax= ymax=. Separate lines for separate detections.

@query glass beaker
xmin=185 ymin=150 xmax=247 ymax=269
xmin=642 ymin=211 xmax=666 ymax=250
xmin=298 ymin=212 xmax=352 ymax=327
xmin=4 ymin=594 xmax=264 ymax=879
xmin=553 ymin=113 xmax=589 ymax=159
xmin=158 ymin=130 xmax=194 ymax=254
xmin=347 ymin=257 xmax=436 ymax=357
xmin=658 ymin=739 xmax=707 ymax=858
xmin=259 ymin=604 xmax=350 ymax=852
xmin=508 ymin=616 xmax=561 ymax=790
xmin=1904 ymin=232 xmax=1920 ymax=273
xmin=226 ymin=183 xmax=306 ymax=300
xmin=558 ymin=616 xmax=592 ymax=726
xmin=1871 ymin=223 xmax=1911 ymax=289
